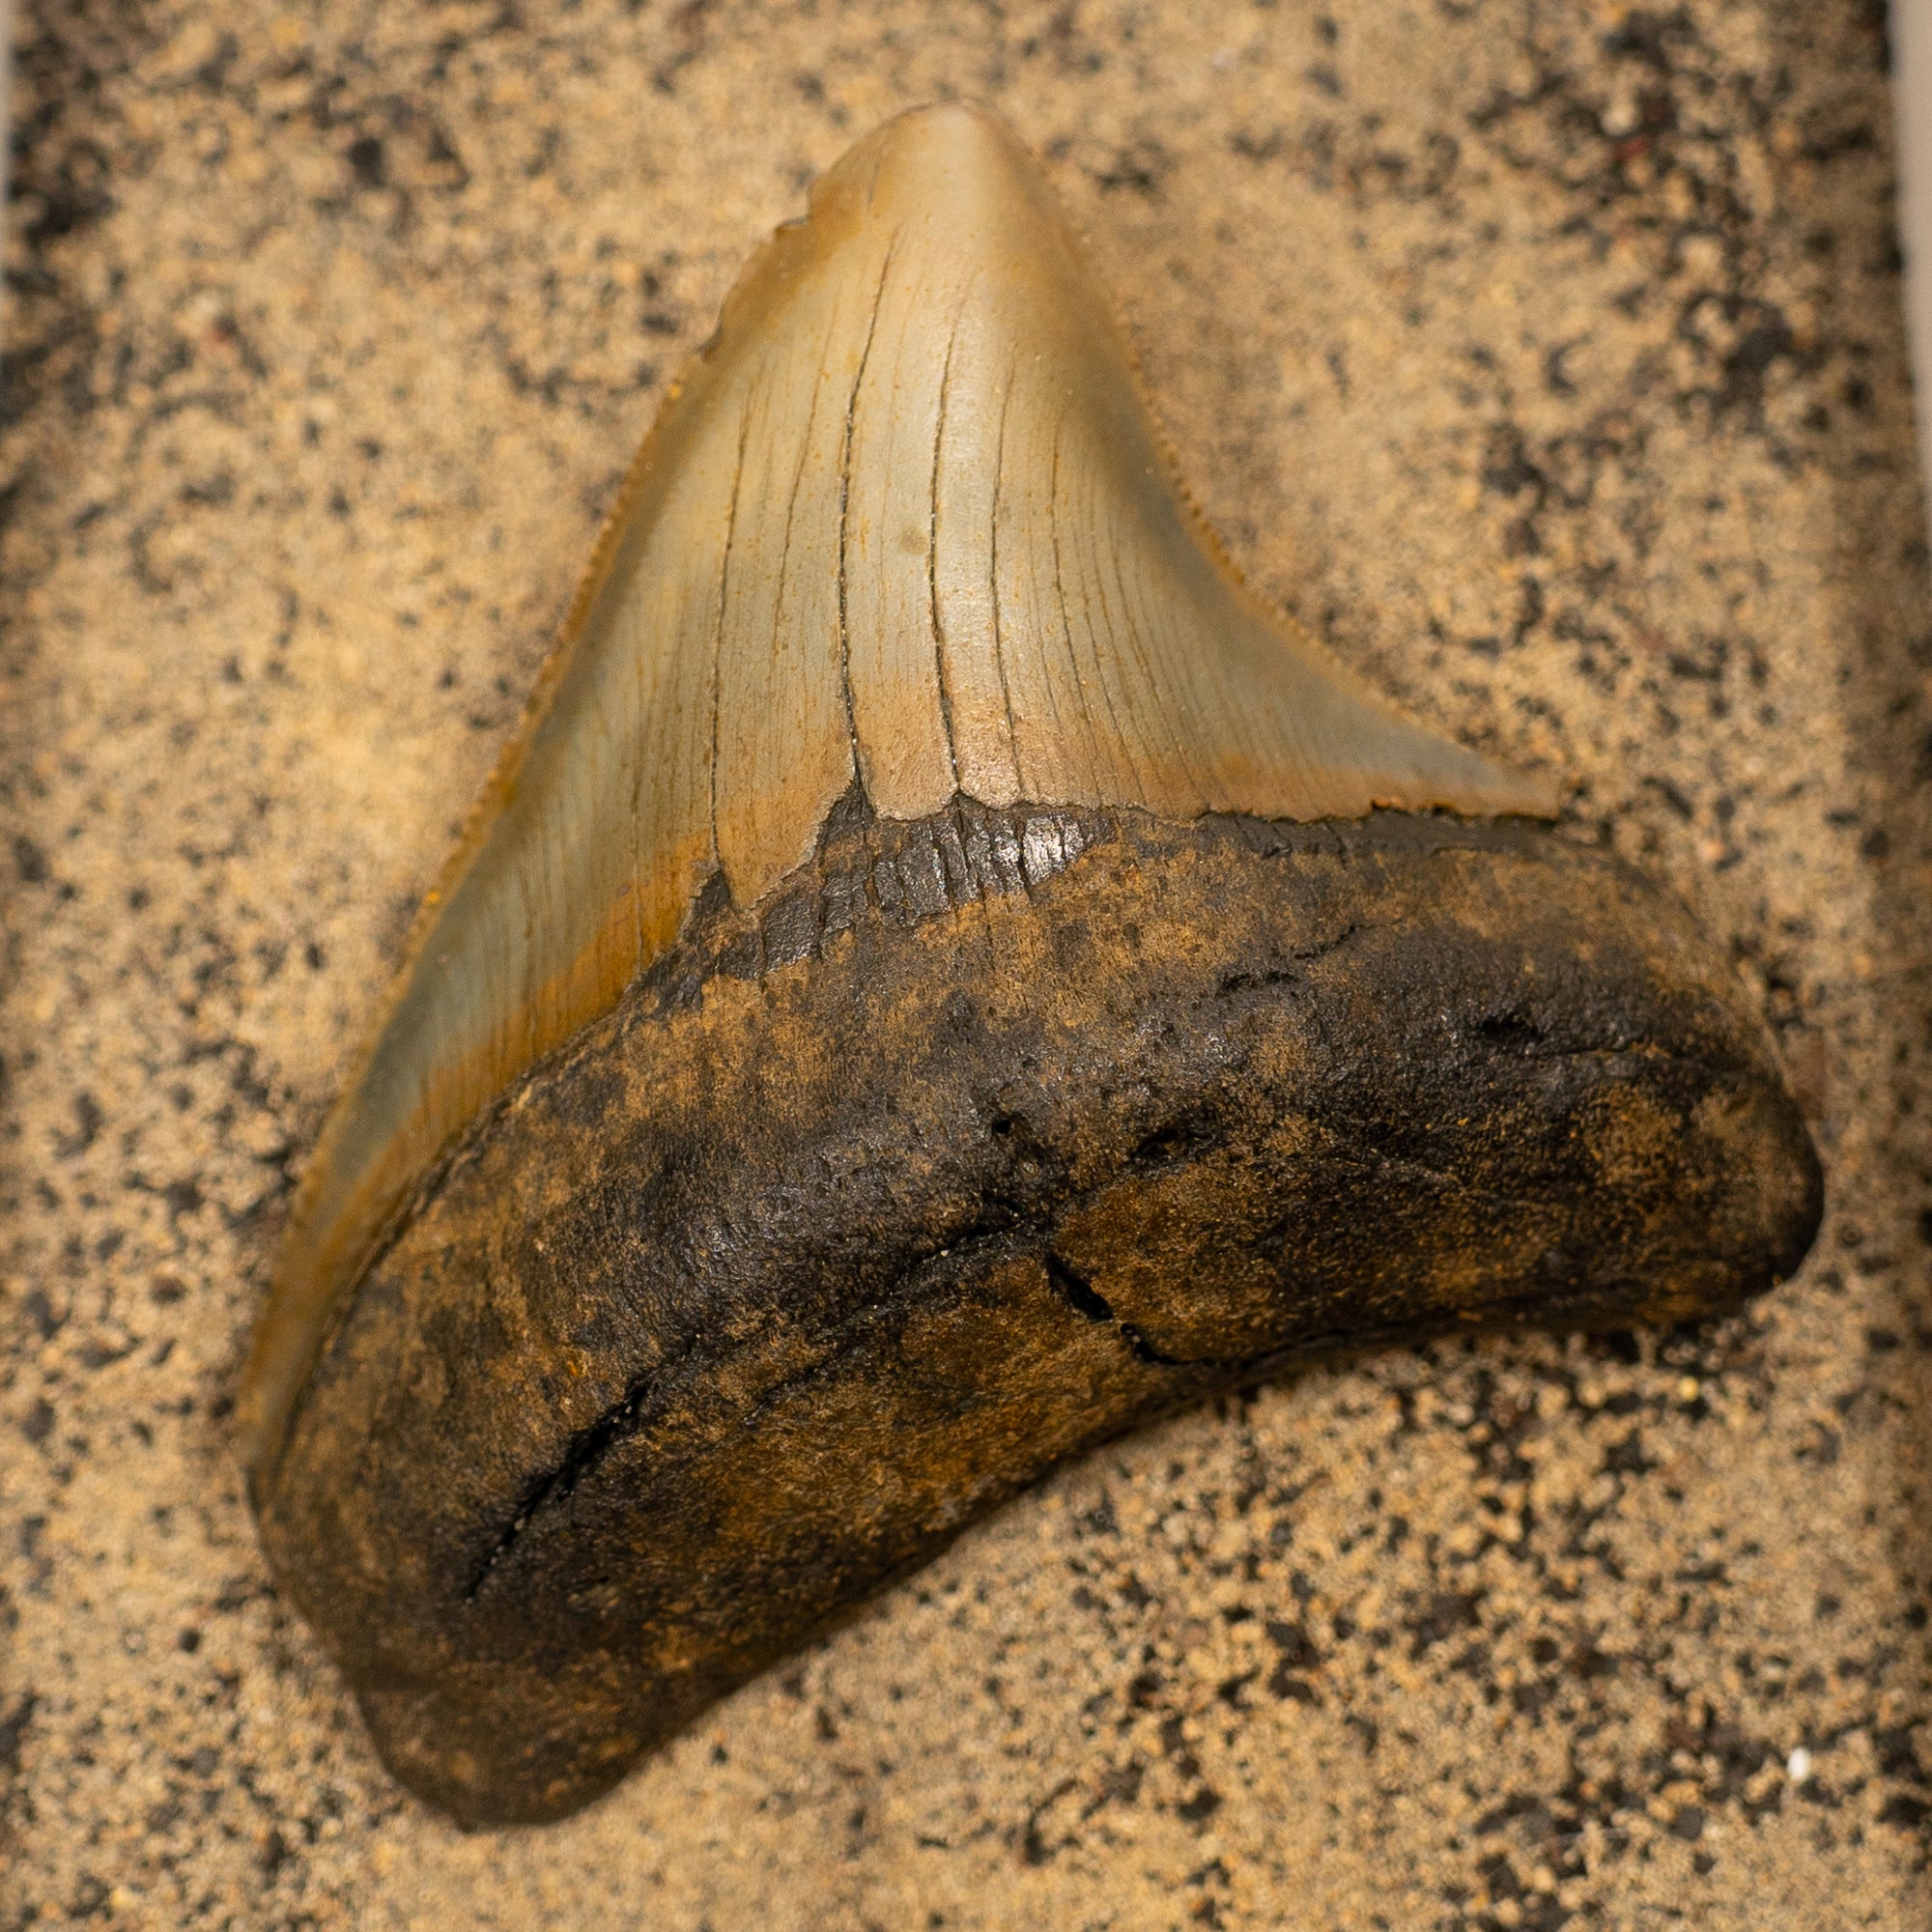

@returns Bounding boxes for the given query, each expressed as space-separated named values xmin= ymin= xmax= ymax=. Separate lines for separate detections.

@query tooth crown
xmin=241 ymin=103 xmax=1553 ymax=1483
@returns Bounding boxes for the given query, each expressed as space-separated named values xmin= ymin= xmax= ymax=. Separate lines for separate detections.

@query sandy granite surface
xmin=3 ymin=1 xmax=1930 ymax=1926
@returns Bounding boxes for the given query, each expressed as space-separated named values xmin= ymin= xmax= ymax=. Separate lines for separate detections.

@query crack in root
xmin=466 ymin=1235 xmax=1246 ymax=1603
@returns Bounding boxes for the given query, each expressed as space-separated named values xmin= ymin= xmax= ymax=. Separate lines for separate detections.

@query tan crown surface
xmin=239 ymin=102 xmax=1559 ymax=1477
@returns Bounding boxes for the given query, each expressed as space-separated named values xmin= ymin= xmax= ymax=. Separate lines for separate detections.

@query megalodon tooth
xmin=242 ymin=102 xmax=1822 ymax=1826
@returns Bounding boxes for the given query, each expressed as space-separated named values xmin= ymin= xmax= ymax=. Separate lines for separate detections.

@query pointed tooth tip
xmin=848 ymin=99 xmax=1026 ymax=168
xmin=812 ymin=99 xmax=1046 ymax=233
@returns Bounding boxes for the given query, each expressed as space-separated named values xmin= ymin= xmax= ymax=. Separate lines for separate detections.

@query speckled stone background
xmin=3 ymin=1 xmax=1929 ymax=1926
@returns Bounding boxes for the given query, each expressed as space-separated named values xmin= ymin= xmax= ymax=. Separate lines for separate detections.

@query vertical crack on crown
xmin=927 ymin=291 xmax=970 ymax=791
xmin=838 ymin=241 xmax=896 ymax=779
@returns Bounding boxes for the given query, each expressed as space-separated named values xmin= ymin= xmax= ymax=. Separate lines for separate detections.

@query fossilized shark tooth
xmin=244 ymin=103 xmax=1820 ymax=1826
